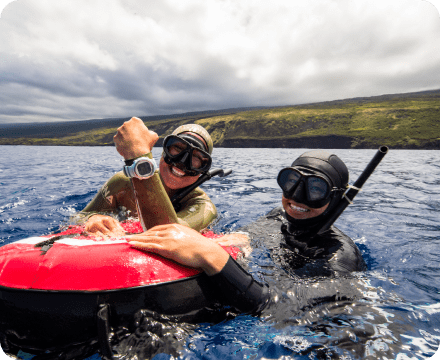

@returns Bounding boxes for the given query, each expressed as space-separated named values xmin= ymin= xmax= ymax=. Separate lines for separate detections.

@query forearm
xmin=209 ymin=257 xmax=270 ymax=313
xmin=131 ymin=172 xmax=179 ymax=230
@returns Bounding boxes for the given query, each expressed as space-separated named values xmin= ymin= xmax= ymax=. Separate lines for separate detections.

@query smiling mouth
xmin=289 ymin=203 xmax=310 ymax=212
xmin=171 ymin=166 xmax=186 ymax=177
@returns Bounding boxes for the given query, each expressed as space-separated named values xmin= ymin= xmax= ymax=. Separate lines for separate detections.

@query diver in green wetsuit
xmin=80 ymin=117 xmax=218 ymax=235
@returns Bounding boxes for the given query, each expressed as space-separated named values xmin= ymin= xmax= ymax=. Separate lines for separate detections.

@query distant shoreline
xmin=1 ymin=89 xmax=439 ymax=150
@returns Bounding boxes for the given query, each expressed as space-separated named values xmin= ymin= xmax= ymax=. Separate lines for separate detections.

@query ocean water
xmin=0 ymin=145 xmax=439 ymax=359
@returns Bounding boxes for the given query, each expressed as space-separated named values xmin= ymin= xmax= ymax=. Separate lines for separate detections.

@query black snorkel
xmin=316 ymin=145 xmax=388 ymax=235
xmin=171 ymin=168 xmax=232 ymax=212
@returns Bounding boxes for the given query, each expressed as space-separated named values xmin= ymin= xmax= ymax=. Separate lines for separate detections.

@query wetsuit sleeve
xmin=177 ymin=189 xmax=217 ymax=231
xmin=209 ymin=257 xmax=270 ymax=313
xmin=80 ymin=172 xmax=132 ymax=217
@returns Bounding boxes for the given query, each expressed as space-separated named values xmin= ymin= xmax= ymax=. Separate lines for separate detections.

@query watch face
xmin=137 ymin=161 xmax=153 ymax=176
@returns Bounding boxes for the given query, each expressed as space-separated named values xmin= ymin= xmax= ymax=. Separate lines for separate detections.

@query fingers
xmin=145 ymin=224 xmax=181 ymax=234
xmin=129 ymin=241 xmax=163 ymax=252
xmin=85 ymin=221 xmax=108 ymax=234
xmin=126 ymin=233 xmax=161 ymax=244
xmin=113 ymin=117 xmax=159 ymax=160
xmin=85 ymin=215 xmax=125 ymax=237
xmin=102 ymin=217 xmax=125 ymax=235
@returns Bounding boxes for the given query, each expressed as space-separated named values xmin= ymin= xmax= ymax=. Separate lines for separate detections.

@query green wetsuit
xmin=81 ymin=171 xmax=217 ymax=232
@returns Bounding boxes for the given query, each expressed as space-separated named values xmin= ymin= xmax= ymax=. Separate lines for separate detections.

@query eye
xmin=192 ymin=150 xmax=209 ymax=169
xmin=168 ymin=145 xmax=181 ymax=155
xmin=284 ymin=171 xmax=300 ymax=191
xmin=307 ymin=178 xmax=328 ymax=200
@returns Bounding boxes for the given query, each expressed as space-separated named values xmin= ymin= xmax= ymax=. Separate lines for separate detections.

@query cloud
xmin=0 ymin=0 xmax=440 ymax=123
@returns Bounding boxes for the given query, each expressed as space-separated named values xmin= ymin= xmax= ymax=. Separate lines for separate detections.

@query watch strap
xmin=124 ymin=152 xmax=153 ymax=166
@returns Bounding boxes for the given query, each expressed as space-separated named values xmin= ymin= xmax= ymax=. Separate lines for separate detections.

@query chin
xmin=159 ymin=159 xmax=198 ymax=190
xmin=281 ymin=196 xmax=328 ymax=220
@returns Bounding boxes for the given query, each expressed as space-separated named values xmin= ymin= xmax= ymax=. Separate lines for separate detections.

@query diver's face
xmin=282 ymin=195 xmax=329 ymax=220
xmin=159 ymin=156 xmax=199 ymax=190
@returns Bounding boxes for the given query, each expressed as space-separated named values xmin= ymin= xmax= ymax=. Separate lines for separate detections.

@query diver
xmin=247 ymin=150 xmax=367 ymax=277
xmin=79 ymin=117 xmax=218 ymax=234
xmin=126 ymin=149 xmax=387 ymax=313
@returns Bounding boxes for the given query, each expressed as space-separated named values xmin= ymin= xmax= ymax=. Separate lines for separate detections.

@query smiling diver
xmin=79 ymin=118 xmax=218 ymax=234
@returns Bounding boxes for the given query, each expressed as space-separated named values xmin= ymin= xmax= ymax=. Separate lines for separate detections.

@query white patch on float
xmin=6 ymin=236 xmax=129 ymax=247
xmin=56 ymin=238 xmax=128 ymax=246
xmin=11 ymin=237 xmax=47 ymax=245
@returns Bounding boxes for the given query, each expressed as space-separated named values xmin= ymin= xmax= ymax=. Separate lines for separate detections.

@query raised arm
xmin=113 ymin=117 xmax=179 ymax=229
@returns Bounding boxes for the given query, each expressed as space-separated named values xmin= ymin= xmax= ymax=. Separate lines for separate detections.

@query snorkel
xmin=316 ymin=145 xmax=388 ymax=235
xmin=171 ymin=168 xmax=232 ymax=211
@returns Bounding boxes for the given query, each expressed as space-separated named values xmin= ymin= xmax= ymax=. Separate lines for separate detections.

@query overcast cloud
xmin=0 ymin=0 xmax=439 ymax=123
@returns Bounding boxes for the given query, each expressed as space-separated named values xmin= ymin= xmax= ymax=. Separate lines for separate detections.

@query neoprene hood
xmin=291 ymin=150 xmax=348 ymax=189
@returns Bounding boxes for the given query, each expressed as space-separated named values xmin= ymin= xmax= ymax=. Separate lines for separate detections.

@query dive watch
xmin=123 ymin=157 xmax=158 ymax=179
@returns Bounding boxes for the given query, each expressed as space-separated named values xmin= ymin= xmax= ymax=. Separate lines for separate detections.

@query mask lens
xmin=278 ymin=168 xmax=301 ymax=193
xmin=192 ymin=149 xmax=210 ymax=170
xmin=307 ymin=177 xmax=329 ymax=201
xmin=164 ymin=137 xmax=188 ymax=157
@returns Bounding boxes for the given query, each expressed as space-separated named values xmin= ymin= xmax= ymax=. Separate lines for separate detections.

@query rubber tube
xmin=317 ymin=146 xmax=389 ymax=234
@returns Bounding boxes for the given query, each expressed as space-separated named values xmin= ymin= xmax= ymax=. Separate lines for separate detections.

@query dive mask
xmin=163 ymin=134 xmax=212 ymax=176
xmin=277 ymin=167 xmax=344 ymax=209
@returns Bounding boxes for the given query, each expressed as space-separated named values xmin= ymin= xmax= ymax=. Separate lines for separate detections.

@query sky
xmin=0 ymin=0 xmax=439 ymax=124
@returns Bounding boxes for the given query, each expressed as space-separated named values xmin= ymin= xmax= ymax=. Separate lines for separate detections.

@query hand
xmin=113 ymin=117 xmax=159 ymax=160
xmin=210 ymin=232 xmax=252 ymax=258
xmin=127 ymin=223 xmax=230 ymax=275
xmin=210 ymin=233 xmax=249 ymax=247
xmin=84 ymin=214 xmax=126 ymax=237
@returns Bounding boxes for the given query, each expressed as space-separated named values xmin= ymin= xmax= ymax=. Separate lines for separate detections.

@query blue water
xmin=1 ymin=145 xmax=440 ymax=359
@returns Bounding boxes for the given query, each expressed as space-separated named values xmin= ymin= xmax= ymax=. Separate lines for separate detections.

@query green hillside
xmin=1 ymin=90 xmax=439 ymax=149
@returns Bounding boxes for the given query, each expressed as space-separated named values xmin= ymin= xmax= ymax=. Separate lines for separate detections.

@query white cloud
xmin=0 ymin=0 xmax=439 ymax=123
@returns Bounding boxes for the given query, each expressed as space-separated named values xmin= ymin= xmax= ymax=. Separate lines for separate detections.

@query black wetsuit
xmin=211 ymin=206 xmax=366 ymax=313
xmin=253 ymin=206 xmax=366 ymax=277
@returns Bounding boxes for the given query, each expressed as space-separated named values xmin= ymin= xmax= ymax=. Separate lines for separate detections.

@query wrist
xmin=123 ymin=156 xmax=158 ymax=179
xmin=200 ymin=249 xmax=230 ymax=276
xmin=122 ymin=147 xmax=151 ymax=162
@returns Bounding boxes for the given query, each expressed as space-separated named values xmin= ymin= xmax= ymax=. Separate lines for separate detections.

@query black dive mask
xmin=277 ymin=167 xmax=344 ymax=209
xmin=163 ymin=134 xmax=212 ymax=176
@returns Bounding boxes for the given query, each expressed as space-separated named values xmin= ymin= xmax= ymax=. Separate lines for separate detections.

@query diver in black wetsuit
xmin=243 ymin=150 xmax=367 ymax=278
xmin=128 ymin=150 xmax=371 ymax=314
